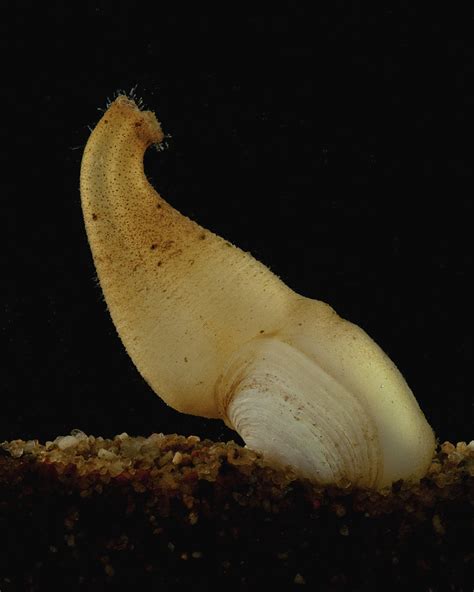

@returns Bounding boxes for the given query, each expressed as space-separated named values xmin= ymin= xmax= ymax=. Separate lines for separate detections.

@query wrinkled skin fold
xmin=80 ymin=96 xmax=435 ymax=488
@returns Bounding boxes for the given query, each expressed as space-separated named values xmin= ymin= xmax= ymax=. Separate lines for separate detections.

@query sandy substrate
xmin=1 ymin=433 xmax=473 ymax=591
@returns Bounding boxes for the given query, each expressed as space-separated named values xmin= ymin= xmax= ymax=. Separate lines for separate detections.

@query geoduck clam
xmin=80 ymin=96 xmax=435 ymax=489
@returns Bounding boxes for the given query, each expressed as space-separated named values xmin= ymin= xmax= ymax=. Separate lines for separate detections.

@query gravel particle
xmin=70 ymin=429 xmax=87 ymax=440
xmin=432 ymin=514 xmax=445 ymax=535
xmin=104 ymin=564 xmax=115 ymax=577
xmin=294 ymin=573 xmax=306 ymax=584
xmin=57 ymin=436 xmax=78 ymax=451
xmin=172 ymin=451 xmax=183 ymax=464
xmin=98 ymin=448 xmax=116 ymax=460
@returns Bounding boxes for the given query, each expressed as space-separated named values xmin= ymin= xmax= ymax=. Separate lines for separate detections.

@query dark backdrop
xmin=0 ymin=5 xmax=472 ymax=445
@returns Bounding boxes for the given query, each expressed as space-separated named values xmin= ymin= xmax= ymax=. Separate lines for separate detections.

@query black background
xmin=0 ymin=4 xmax=472 ymax=446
